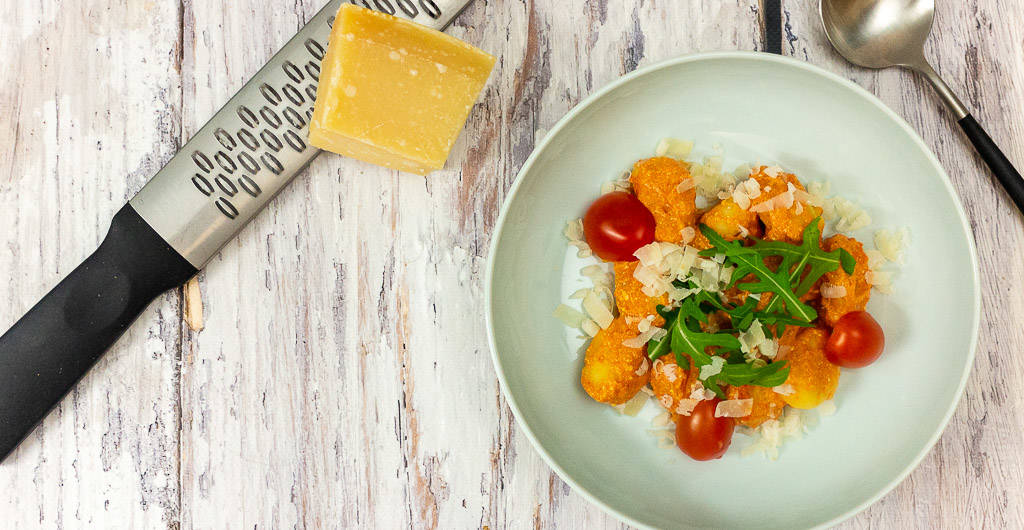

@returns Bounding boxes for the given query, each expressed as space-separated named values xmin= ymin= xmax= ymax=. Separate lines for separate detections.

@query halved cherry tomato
xmin=582 ymin=191 xmax=656 ymax=262
xmin=825 ymin=311 xmax=885 ymax=368
xmin=675 ymin=399 xmax=734 ymax=461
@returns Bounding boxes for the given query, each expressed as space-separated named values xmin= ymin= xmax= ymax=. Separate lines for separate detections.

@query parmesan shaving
xmin=601 ymin=172 xmax=632 ymax=194
xmin=680 ymin=226 xmax=696 ymax=244
xmin=675 ymin=399 xmax=699 ymax=416
xmin=633 ymin=243 xmax=663 ymax=267
xmin=820 ymin=283 xmax=848 ymax=299
xmin=698 ymin=356 xmax=726 ymax=380
xmin=581 ymin=319 xmax=600 ymax=337
xmin=865 ymin=249 xmax=887 ymax=270
xmin=690 ymin=382 xmax=716 ymax=401
xmin=866 ymin=270 xmax=894 ymax=294
xmin=661 ymin=361 xmax=681 ymax=382
xmin=582 ymin=291 xmax=614 ymax=329
xmin=715 ymin=399 xmax=753 ymax=418
xmin=772 ymin=384 xmax=796 ymax=396
xmin=552 ymin=304 xmax=586 ymax=328
xmin=690 ymin=156 xmax=736 ymax=198
xmin=563 ymin=218 xmax=593 ymax=258
xmin=635 ymin=358 xmax=650 ymax=377
xmin=676 ymin=178 xmax=696 ymax=193
xmin=655 ymin=137 xmax=695 ymax=159
xmin=874 ymin=228 xmax=909 ymax=264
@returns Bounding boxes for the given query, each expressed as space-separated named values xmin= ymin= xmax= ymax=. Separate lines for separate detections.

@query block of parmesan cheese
xmin=309 ymin=4 xmax=496 ymax=175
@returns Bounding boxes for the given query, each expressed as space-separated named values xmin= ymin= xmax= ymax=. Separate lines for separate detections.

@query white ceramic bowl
xmin=486 ymin=52 xmax=980 ymax=529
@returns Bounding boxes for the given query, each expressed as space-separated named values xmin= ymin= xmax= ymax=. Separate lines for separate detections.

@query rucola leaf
xmin=699 ymin=224 xmax=817 ymax=322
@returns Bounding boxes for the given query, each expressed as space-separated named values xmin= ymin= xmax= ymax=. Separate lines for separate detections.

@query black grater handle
xmin=0 ymin=204 xmax=196 ymax=462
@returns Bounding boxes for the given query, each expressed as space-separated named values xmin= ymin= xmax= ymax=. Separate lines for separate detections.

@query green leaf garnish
xmin=644 ymin=220 xmax=861 ymax=397
xmin=750 ymin=218 xmax=855 ymax=297
xmin=699 ymin=224 xmax=818 ymax=322
xmin=647 ymin=298 xmax=788 ymax=397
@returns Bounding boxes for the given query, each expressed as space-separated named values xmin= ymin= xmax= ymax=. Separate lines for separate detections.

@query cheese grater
xmin=0 ymin=0 xmax=474 ymax=462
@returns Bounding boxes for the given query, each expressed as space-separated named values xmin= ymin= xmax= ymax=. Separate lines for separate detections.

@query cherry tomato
xmin=825 ymin=311 xmax=885 ymax=368
xmin=675 ymin=399 xmax=734 ymax=461
xmin=582 ymin=192 xmax=656 ymax=262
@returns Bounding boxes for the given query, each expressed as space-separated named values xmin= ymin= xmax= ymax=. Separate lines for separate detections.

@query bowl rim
xmin=484 ymin=50 xmax=981 ymax=530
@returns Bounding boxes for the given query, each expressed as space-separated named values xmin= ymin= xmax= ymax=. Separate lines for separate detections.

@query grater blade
xmin=129 ymin=0 xmax=474 ymax=269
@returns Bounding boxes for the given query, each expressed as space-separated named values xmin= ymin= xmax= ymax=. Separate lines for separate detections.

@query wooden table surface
xmin=2 ymin=0 xmax=1023 ymax=528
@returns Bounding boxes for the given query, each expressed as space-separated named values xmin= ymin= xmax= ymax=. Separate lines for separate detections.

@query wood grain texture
xmin=0 ymin=0 xmax=184 ymax=528
xmin=0 ymin=0 xmax=1021 ymax=528
xmin=782 ymin=1 xmax=1024 ymax=527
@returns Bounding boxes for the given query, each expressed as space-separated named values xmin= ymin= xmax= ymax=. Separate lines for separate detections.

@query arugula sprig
xmin=752 ymin=218 xmax=856 ymax=312
xmin=646 ymin=299 xmax=789 ymax=397
xmin=698 ymin=217 xmax=855 ymax=323
xmin=698 ymin=224 xmax=818 ymax=322
xmin=644 ymin=218 xmax=856 ymax=396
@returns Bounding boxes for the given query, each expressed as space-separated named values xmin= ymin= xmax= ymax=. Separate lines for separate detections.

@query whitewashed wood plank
xmin=0 ymin=0 xmax=184 ymax=528
xmin=4 ymin=0 xmax=1021 ymax=528
xmin=175 ymin=0 xmax=764 ymax=529
xmin=783 ymin=0 xmax=1024 ymax=528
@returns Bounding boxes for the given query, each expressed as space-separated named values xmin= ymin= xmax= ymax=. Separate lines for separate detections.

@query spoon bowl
xmin=820 ymin=0 xmax=1024 ymax=278
xmin=820 ymin=0 xmax=935 ymax=69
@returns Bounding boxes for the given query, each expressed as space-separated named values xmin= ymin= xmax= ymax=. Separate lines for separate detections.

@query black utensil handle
xmin=958 ymin=114 xmax=1024 ymax=213
xmin=0 ymin=204 xmax=196 ymax=462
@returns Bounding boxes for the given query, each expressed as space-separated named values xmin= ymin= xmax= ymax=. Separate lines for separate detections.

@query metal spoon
xmin=820 ymin=0 xmax=1024 ymax=213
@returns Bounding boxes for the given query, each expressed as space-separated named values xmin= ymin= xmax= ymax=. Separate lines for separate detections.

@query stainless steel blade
xmin=129 ymin=0 xmax=474 ymax=268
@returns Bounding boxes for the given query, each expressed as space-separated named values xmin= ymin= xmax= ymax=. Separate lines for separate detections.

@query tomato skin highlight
xmin=674 ymin=399 xmax=735 ymax=461
xmin=582 ymin=192 xmax=657 ymax=262
xmin=825 ymin=311 xmax=885 ymax=368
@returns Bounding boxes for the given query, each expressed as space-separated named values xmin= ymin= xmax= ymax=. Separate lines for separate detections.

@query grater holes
xmin=192 ymin=174 xmax=215 ymax=196
xmin=215 ymin=174 xmax=238 ymax=197
xmin=373 ymin=0 xmax=396 ymax=15
xmin=260 ymin=83 xmax=282 ymax=106
xmin=237 ymin=151 xmax=260 ymax=174
xmin=237 ymin=106 xmax=259 ymax=128
xmin=395 ymin=0 xmax=418 ymax=16
xmin=282 ymin=84 xmax=305 ymax=106
xmin=305 ymin=61 xmax=320 ymax=81
xmin=282 ymin=60 xmax=305 ymax=84
xmin=305 ymin=39 xmax=325 ymax=61
xmin=214 ymin=128 xmax=236 ymax=151
xmin=261 ymin=152 xmax=284 ymax=175
xmin=283 ymin=107 xmax=306 ymax=129
xmin=260 ymin=106 xmax=283 ymax=129
xmin=305 ymin=85 xmax=318 ymax=103
xmin=284 ymin=130 xmax=306 ymax=153
xmin=192 ymin=151 xmax=213 ymax=173
xmin=238 ymin=175 xmax=262 ymax=198
xmin=419 ymin=0 xmax=441 ymax=18
xmin=216 ymin=197 xmax=239 ymax=220
xmin=306 ymin=108 xmax=315 ymax=121
xmin=328 ymin=15 xmax=336 ymax=28
xmin=237 ymin=129 xmax=259 ymax=151
xmin=214 ymin=151 xmax=237 ymax=174
xmin=261 ymin=130 xmax=283 ymax=152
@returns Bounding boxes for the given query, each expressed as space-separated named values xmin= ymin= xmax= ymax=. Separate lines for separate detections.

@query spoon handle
xmin=958 ymin=115 xmax=1024 ymax=213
